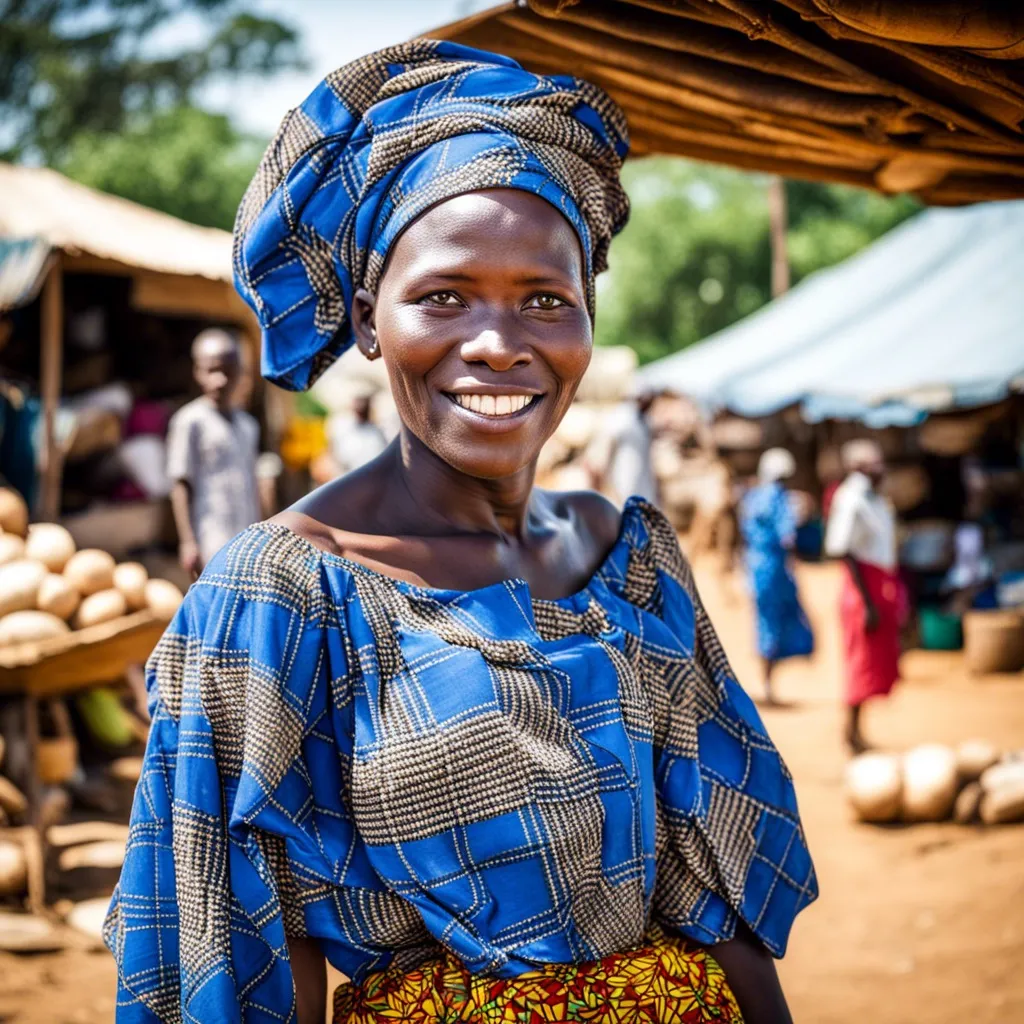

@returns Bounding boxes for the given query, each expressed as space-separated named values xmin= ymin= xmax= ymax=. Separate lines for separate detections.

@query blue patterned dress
xmin=105 ymin=498 xmax=816 ymax=1022
xmin=740 ymin=483 xmax=815 ymax=662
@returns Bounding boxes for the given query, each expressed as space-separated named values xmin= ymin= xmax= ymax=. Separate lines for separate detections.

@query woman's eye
xmin=422 ymin=291 xmax=462 ymax=307
xmin=527 ymin=294 xmax=567 ymax=310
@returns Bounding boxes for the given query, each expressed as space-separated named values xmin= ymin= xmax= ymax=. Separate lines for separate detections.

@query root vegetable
xmin=48 ymin=822 xmax=129 ymax=846
xmin=0 ymin=840 xmax=27 ymax=896
xmin=902 ymin=744 xmax=959 ymax=822
xmin=108 ymin=756 xmax=143 ymax=783
xmin=953 ymin=781 xmax=984 ymax=824
xmin=956 ymin=739 xmax=1000 ymax=782
xmin=58 ymin=840 xmax=126 ymax=872
xmin=845 ymin=752 xmax=902 ymax=823
xmin=37 ymin=574 xmax=80 ymax=621
xmin=72 ymin=589 xmax=127 ymax=630
xmin=145 ymin=578 xmax=184 ymax=621
xmin=66 ymin=898 xmax=111 ymax=945
xmin=63 ymin=548 xmax=116 ymax=597
xmin=980 ymin=776 xmax=1024 ymax=825
xmin=112 ymin=562 xmax=148 ymax=611
xmin=980 ymin=760 xmax=1024 ymax=793
xmin=0 ymin=488 xmax=28 ymax=537
xmin=0 ymin=610 xmax=70 ymax=646
xmin=0 ymin=534 xmax=25 ymax=566
xmin=0 ymin=911 xmax=63 ymax=953
xmin=25 ymin=523 xmax=76 ymax=572
xmin=0 ymin=775 xmax=28 ymax=818
xmin=0 ymin=559 xmax=47 ymax=617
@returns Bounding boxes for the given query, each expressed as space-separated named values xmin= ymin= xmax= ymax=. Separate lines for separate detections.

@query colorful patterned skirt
xmin=332 ymin=926 xmax=742 ymax=1023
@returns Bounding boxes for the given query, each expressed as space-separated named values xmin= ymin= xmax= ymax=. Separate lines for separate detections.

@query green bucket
xmin=918 ymin=606 xmax=963 ymax=651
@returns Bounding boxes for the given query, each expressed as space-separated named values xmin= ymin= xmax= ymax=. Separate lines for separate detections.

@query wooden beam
xmin=38 ymin=258 xmax=63 ymax=523
xmin=768 ymin=176 xmax=790 ymax=298
xmin=543 ymin=0 xmax=881 ymax=95
xmin=501 ymin=10 xmax=918 ymax=129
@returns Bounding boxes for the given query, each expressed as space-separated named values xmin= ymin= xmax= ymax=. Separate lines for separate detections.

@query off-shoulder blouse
xmin=105 ymin=497 xmax=816 ymax=1022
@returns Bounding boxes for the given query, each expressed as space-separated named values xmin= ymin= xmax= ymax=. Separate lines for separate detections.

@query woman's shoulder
xmin=197 ymin=520 xmax=328 ymax=604
xmin=546 ymin=487 xmax=623 ymax=554
xmin=544 ymin=489 xmax=683 ymax=582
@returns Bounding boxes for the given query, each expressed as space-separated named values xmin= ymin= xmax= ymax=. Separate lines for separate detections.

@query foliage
xmin=0 ymin=0 xmax=303 ymax=164
xmin=594 ymin=158 xmax=920 ymax=364
xmin=60 ymin=104 xmax=262 ymax=230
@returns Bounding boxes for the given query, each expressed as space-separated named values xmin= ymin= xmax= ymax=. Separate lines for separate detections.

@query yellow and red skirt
xmin=333 ymin=926 xmax=742 ymax=1023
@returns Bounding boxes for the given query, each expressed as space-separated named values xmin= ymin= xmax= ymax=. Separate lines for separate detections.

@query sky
xmin=193 ymin=0 xmax=496 ymax=137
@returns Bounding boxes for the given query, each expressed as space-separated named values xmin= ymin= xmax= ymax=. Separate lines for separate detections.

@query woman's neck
xmin=387 ymin=427 xmax=538 ymax=541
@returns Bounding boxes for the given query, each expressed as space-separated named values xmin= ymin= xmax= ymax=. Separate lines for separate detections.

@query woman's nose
xmin=459 ymin=316 xmax=533 ymax=372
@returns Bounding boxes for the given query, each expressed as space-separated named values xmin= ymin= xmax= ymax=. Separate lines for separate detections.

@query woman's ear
xmin=352 ymin=288 xmax=381 ymax=360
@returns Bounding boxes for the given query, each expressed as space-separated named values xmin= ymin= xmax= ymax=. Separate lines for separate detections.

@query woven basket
xmin=37 ymin=736 xmax=79 ymax=786
xmin=963 ymin=610 xmax=1024 ymax=675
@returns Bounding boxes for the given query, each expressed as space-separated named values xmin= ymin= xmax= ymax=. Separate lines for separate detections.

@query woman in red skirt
xmin=825 ymin=440 xmax=908 ymax=752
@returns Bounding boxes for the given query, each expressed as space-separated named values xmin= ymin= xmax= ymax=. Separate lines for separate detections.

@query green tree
xmin=595 ymin=158 xmax=919 ymax=364
xmin=60 ymin=104 xmax=262 ymax=230
xmin=0 ymin=0 xmax=303 ymax=164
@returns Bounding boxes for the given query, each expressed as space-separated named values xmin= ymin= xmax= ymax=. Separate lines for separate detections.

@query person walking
xmin=108 ymin=43 xmax=815 ymax=1024
xmin=166 ymin=328 xmax=261 ymax=578
xmin=740 ymin=448 xmax=814 ymax=705
xmin=825 ymin=439 xmax=907 ymax=753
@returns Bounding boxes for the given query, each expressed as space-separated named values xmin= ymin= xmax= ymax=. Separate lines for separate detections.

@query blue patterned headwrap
xmin=232 ymin=40 xmax=630 ymax=392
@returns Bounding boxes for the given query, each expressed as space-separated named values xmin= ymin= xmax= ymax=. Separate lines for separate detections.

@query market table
xmin=0 ymin=611 xmax=165 ymax=910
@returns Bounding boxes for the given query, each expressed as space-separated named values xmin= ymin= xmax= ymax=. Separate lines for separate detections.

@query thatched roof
xmin=429 ymin=1 xmax=1024 ymax=203
xmin=0 ymin=163 xmax=232 ymax=283
xmin=0 ymin=163 xmax=254 ymax=325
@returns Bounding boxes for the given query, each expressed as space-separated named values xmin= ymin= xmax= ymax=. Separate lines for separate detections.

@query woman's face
xmin=352 ymin=190 xmax=592 ymax=481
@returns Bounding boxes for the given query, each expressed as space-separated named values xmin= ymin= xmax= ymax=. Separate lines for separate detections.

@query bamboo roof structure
xmin=429 ymin=1 xmax=1024 ymax=203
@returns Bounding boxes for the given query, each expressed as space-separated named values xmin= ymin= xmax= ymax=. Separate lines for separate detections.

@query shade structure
xmin=638 ymin=200 xmax=1024 ymax=426
xmin=0 ymin=162 xmax=234 ymax=310
xmin=429 ymin=1 xmax=1024 ymax=203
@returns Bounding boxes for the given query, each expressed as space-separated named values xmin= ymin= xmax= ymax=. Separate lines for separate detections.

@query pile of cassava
xmin=846 ymin=740 xmax=1024 ymax=826
xmin=0 ymin=487 xmax=183 ymax=648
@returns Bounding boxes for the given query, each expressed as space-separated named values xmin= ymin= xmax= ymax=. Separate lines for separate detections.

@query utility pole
xmin=768 ymin=176 xmax=790 ymax=298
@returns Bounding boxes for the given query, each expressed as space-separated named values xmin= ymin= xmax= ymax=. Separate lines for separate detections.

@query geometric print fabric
xmin=105 ymin=497 xmax=816 ymax=1021
xmin=232 ymin=40 xmax=630 ymax=392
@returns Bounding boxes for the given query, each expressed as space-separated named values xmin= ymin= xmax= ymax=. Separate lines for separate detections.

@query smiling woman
xmin=105 ymin=41 xmax=816 ymax=1024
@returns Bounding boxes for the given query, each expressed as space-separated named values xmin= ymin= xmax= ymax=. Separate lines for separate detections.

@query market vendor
xmin=825 ymin=439 xmax=908 ymax=753
xmin=107 ymin=42 xmax=816 ymax=1024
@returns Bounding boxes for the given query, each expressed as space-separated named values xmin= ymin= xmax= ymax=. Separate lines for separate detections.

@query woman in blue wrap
xmin=106 ymin=42 xmax=816 ymax=1024
xmin=740 ymin=449 xmax=815 ymax=706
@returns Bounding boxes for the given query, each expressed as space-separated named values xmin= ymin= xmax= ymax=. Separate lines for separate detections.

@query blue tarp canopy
xmin=639 ymin=202 xmax=1024 ymax=428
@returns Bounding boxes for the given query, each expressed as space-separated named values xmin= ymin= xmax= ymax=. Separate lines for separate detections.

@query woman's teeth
xmin=453 ymin=394 xmax=536 ymax=417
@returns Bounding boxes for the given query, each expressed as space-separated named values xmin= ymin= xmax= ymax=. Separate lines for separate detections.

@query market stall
xmin=0 ymin=162 xmax=278 ymax=529
xmin=638 ymin=200 xmax=1024 ymax=670
xmin=0 ymin=165 xmax=270 ymax=909
xmin=429 ymin=1 xmax=1024 ymax=204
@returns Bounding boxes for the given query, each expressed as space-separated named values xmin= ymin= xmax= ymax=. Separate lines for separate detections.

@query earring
xmin=366 ymin=334 xmax=379 ymax=357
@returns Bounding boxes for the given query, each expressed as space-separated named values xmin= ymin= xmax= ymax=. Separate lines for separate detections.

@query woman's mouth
xmin=447 ymin=393 xmax=539 ymax=418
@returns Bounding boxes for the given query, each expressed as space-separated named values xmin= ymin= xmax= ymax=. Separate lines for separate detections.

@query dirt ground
xmin=1 ymin=560 xmax=1022 ymax=1024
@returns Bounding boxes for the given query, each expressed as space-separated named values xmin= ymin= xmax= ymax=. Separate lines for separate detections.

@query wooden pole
xmin=39 ymin=256 xmax=63 ymax=523
xmin=22 ymin=693 xmax=45 ymax=912
xmin=768 ymin=175 xmax=790 ymax=298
